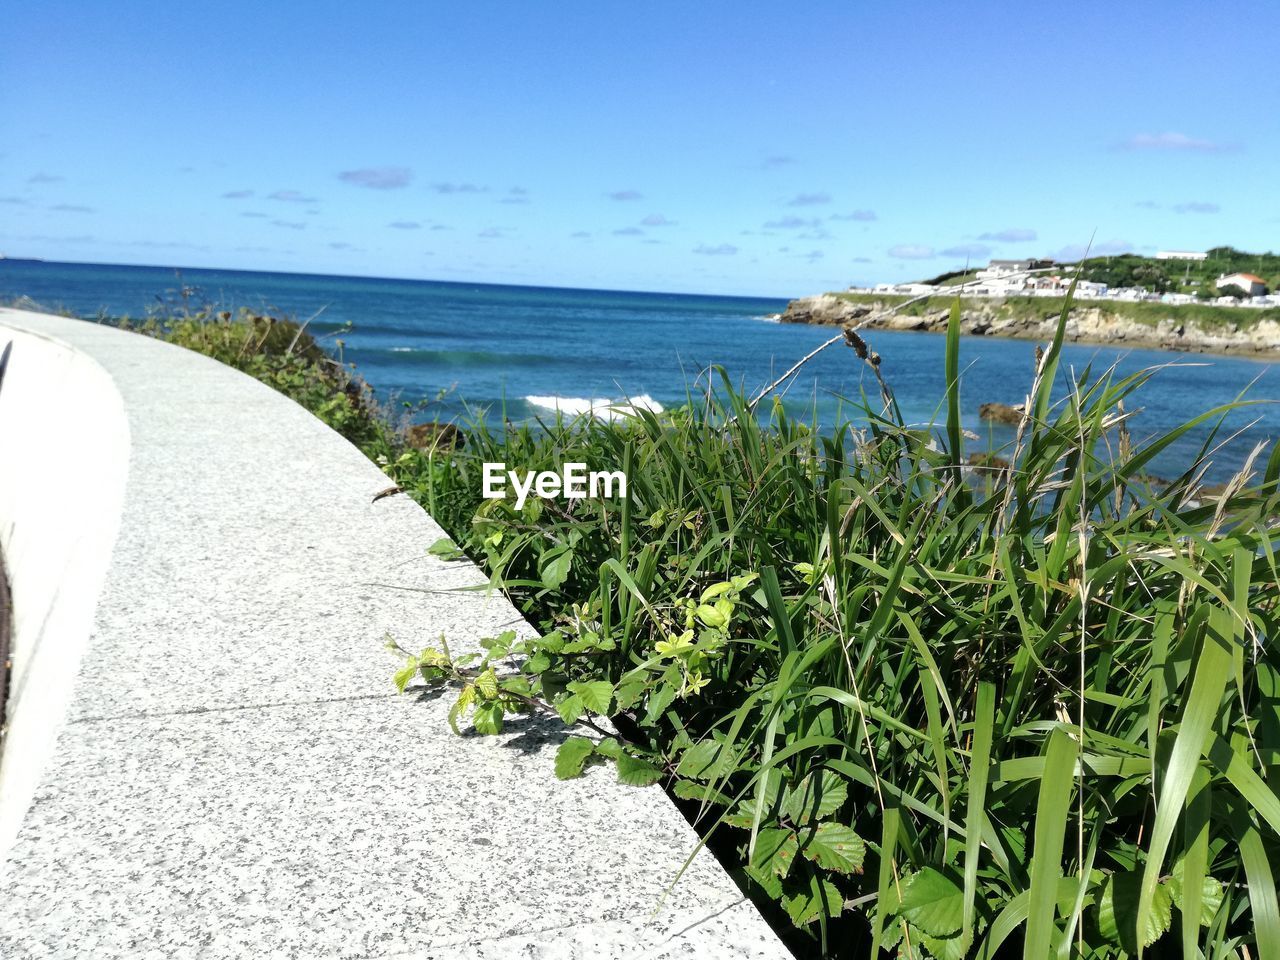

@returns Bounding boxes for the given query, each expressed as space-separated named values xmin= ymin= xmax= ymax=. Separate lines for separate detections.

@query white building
xmin=1155 ymin=251 xmax=1208 ymax=262
xmin=975 ymin=258 xmax=1054 ymax=282
xmin=1216 ymin=272 xmax=1268 ymax=296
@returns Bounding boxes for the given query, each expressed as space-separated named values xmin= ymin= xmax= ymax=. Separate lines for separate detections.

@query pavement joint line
xmin=66 ymin=691 xmax=400 ymax=726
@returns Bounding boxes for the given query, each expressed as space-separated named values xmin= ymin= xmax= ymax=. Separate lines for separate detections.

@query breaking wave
xmin=524 ymin=393 xmax=664 ymax=420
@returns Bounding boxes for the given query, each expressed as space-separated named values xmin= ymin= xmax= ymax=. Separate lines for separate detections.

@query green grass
xmin=132 ymin=301 xmax=1280 ymax=959
xmin=120 ymin=308 xmax=398 ymax=453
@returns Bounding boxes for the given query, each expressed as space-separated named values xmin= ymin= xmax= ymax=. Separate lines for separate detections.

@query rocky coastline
xmin=780 ymin=294 xmax=1280 ymax=357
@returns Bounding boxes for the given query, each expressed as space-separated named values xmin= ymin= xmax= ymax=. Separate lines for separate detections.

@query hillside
xmin=923 ymin=246 xmax=1280 ymax=296
xmin=780 ymin=292 xmax=1280 ymax=356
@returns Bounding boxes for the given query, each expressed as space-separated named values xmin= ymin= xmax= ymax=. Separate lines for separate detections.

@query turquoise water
xmin=4 ymin=259 xmax=1278 ymax=483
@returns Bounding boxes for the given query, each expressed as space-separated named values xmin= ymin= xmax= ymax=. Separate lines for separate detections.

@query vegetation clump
xmin=124 ymin=308 xmax=391 ymax=451
xmin=144 ymin=298 xmax=1280 ymax=959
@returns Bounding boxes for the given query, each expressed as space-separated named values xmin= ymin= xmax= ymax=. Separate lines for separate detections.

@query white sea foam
xmin=525 ymin=393 xmax=664 ymax=420
xmin=390 ymin=346 xmax=414 ymax=352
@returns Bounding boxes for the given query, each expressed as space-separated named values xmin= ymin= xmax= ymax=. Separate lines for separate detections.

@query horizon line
xmin=0 ymin=255 xmax=791 ymax=303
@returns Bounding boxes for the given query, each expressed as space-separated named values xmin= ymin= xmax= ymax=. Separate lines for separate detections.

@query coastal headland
xmin=780 ymin=292 xmax=1280 ymax=356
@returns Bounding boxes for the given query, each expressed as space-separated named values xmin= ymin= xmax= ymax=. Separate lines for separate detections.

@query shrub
xmin=389 ymin=305 xmax=1280 ymax=958
xmin=124 ymin=309 xmax=393 ymax=452
xmin=144 ymin=299 xmax=1280 ymax=957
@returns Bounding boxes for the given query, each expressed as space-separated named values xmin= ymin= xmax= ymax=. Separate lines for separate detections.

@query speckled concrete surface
xmin=0 ymin=310 xmax=790 ymax=960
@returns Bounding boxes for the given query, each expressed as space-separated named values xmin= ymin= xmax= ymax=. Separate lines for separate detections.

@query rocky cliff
xmin=780 ymin=294 xmax=1280 ymax=356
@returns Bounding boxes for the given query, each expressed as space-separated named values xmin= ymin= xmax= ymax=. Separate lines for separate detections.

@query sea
xmin=4 ymin=259 xmax=1278 ymax=484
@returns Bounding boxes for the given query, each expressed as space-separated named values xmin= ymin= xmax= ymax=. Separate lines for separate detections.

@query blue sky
xmin=2 ymin=0 xmax=1277 ymax=297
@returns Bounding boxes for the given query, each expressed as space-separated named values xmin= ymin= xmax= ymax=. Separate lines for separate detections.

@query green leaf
xmin=1023 ymin=727 xmax=1078 ymax=960
xmin=699 ymin=581 xmax=735 ymax=603
xmin=799 ymin=822 xmax=866 ymax=875
xmin=672 ymin=779 xmax=732 ymax=805
xmin=898 ymin=867 xmax=964 ymax=938
xmin=963 ymin=680 xmax=996 ymax=949
xmin=393 ymin=662 xmax=418 ymax=693
xmin=472 ymin=701 xmax=504 ymax=735
xmin=613 ymin=674 xmax=646 ymax=710
xmin=1169 ymin=862 xmax=1224 ymax=928
xmin=616 ymin=752 xmax=662 ymax=787
xmin=676 ymin=739 xmax=735 ymax=781
xmin=594 ymin=737 xmax=623 ymax=760
xmin=523 ymin=652 xmax=551 ymax=674
xmin=566 ymin=680 xmax=613 ymax=716
xmin=923 ymin=932 xmax=968 ymax=960
xmin=427 ymin=536 xmax=464 ymax=559
xmin=554 ymin=692 xmax=585 ymax=725
xmin=642 ymin=677 xmax=677 ymax=725
xmin=1139 ymin=607 xmax=1234 ymax=944
xmin=750 ymin=827 xmax=800 ymax=878
xmin=554 ymin=736 xmax=596 ymax=780
xmin=540 ymin=547 xmax=573 ymax=590
xmin=474 ymin=668 xmax=499 ymax=700
xmin=783 ymin=875 xmax=842 ymax=926
xmin=744 ymin=862 xmax=783 ymax=900
xmin=1177 ymin=767 xmax=1212 ymax=957
xmin=1234 ymin=805 xmax=1280 ymax=960
xmin=1097 ymin=872 xmax=1172 ymax=951
xmin=695 ymin=601 xmax=730 ymax=629
xmin=447 ymin=686 xmax=472 ymax=735
xmin=783 ymin=769 xmax=848 ymax=825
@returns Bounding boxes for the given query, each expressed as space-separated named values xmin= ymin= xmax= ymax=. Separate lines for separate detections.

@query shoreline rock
xmin=779 ymin=294 xmax=1280 ymax=357
xmin=978 ymin=402 xmax=1024 ymax=425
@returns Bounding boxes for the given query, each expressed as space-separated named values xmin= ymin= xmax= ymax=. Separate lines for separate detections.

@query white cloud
xmin=977 ymin=228 xmax=1036 ymax=242
xmin=940 ymin=243 xmax=992 ymax=259
xmin=1172 ymin=201 xmax=1219 ymax=214
xmin=433 ymin=182 xmax=487 ymax=194
xmin=1120 ymin=132 xmax=1226 ymax=152
xmin=694 ymin=243 xmax=738 ymax=256
xmin=888 ymin=244 xmax=935 ymax=260
xmin=268 ymin=190 xmax=317 ymax=202
xmin=1054 ymin=239 xmax=1133 ymax=261
xmin=763 ymin=216 xmax=821 ymax=230
xmin=786 ymin=192 xmax=831 ymax=206
xmin=339 ymin=167 xmax=413 ymax=189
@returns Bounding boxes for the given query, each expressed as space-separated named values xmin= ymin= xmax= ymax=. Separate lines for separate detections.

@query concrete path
xmin=0 ymin=309 xmax=789 ymax=959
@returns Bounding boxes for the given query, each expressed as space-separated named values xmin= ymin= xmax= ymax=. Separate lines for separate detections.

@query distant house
xmin=976 ymin=258 xmax=1055 ymax=281
xmin=1155 ymin=251 xmax=1208 ymax=261
xmin=1215 ymin=272 xmax=1267 ymax=296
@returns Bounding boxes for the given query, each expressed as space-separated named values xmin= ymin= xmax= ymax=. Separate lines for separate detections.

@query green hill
xmin=924 ymin=246 xmax=1278 ymax=297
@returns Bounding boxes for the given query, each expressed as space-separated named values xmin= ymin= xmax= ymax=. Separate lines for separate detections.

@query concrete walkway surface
xmin=0 ymin=309 xmax=790 ymax=959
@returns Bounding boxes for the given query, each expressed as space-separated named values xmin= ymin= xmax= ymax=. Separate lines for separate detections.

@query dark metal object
xmin=0 ymin=340 xmax=11 ymax=397
xmin=0 ymin=340 xmax=11 ymax=733
xmin=0 ymin=539 xmax=10 ymax=741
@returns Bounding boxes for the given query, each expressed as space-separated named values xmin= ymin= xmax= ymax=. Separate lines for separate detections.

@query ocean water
xmin=4 ymin=259 xmax=1279 ymax=483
